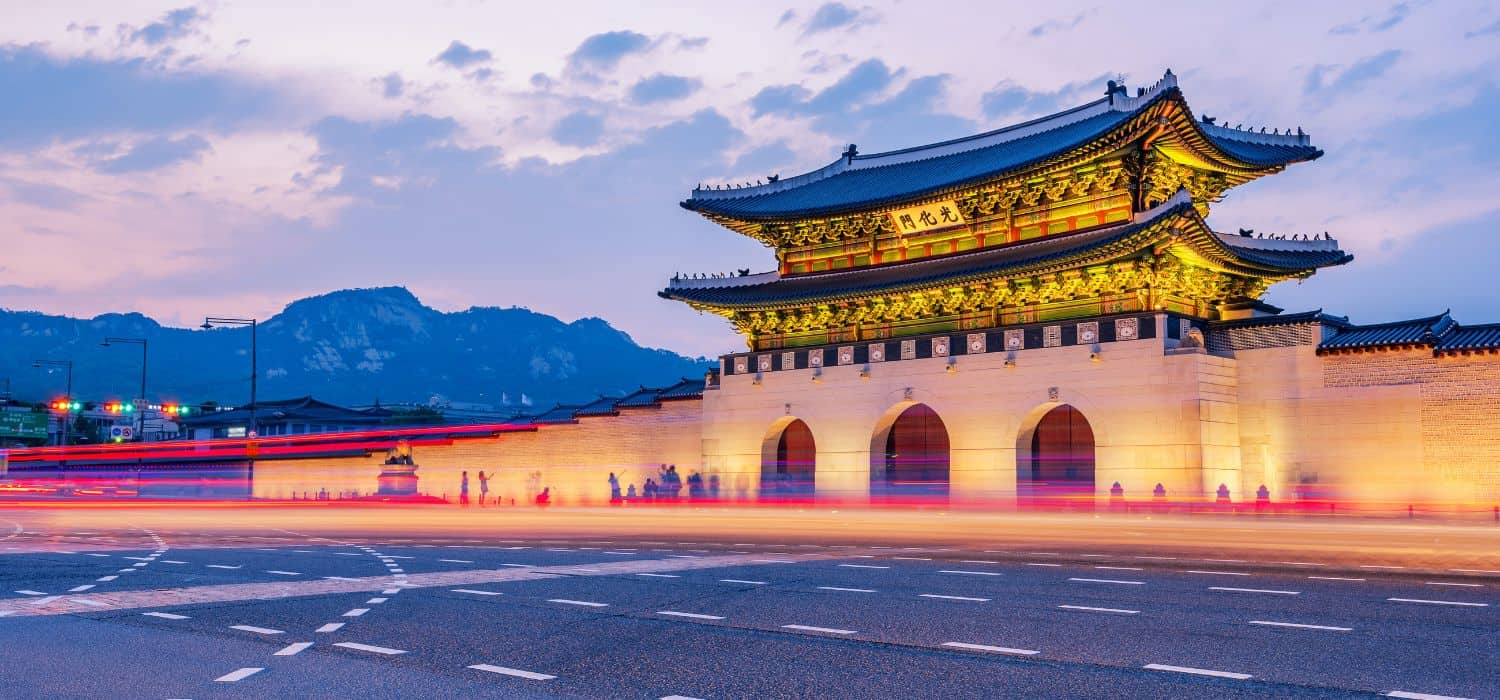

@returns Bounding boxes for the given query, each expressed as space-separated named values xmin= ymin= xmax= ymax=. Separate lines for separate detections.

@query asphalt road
xmin=0 ymin=508 xmax=1495 ymax=700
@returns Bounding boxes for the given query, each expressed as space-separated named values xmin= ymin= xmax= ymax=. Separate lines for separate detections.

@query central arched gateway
xmin=1017 ymin=404 xmax=1096 ymax=507
xmin=761 ymin=418 xmax=815 ymax=499
xmin=871 ymin=403 xmax=950 ymax=502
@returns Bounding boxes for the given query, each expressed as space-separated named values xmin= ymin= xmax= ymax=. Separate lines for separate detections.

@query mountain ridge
xmin=0 ymin=286 xmax=711 ymax=410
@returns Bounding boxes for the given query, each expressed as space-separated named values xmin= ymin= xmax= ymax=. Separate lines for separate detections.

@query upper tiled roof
xmin=663 ymin=193 xmax=1351 ymax=309
xmin=178 ymin=396 xmax=383 ymax=427
xmin=1208 ymin=309 xmax=1350 ymax=331
xmin=1437 ymin=324 xmax=1500 ymax=354
xmin=683 ymin=71 xmax=1320 ymax=221
xmin=656 ymin=377 xmax=707 ymax=401
xmin=573 ymin=395 xmax=623 ymax=418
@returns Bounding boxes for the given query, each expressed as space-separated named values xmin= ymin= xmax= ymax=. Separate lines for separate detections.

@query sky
xmin=2 ymin=1 xmax=1499 ymax=358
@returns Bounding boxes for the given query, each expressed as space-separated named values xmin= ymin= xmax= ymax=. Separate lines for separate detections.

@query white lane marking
xmin=161 ymin=560 xmax=187 ymax=564
xmin=1309 ymin=576 xmax=1365 ymax=581
xmin=385 ymin=555 xmax=414 ymax=559
xmin=637 ymin=573 xmax=680 ymax=578
xmin=1058 ymin=604 xmax=1139 ymax=614
xmin=383 ymin=589 xmax=401 ymax=595
xmin=1249 ymin=620 xmax=1352 ymax=632
xmin=14 ymin=590 xmax=46 ymax=596
xmin=143 ymin=612 xmax=190 ymax=620
xmin=1185 ymin=570 xmax=1251 ymax=576
xmin=334 ymin=642 xmax=407 ymax=655
xmin=1144 ymin=664 xmax=1251 ymax=680
xmin=942 ymin=642 xmax=1039 ymax=656
xmin=939 ymin=570 xmax=1002 ymax=577
xmin=1211 ymin=587 xmax=1299 ymax=595
xmin=549 ymin=599 xmax=608 ymax=607
xmin=366 ymin=597 xmax=388 ymax=604
xmin=439 ymin=559 xmax=474 ymax=563
xmin=230 ymin=625 xmax=284 ymax=635
xmin=1025 ymin=563 xmax=1062 ymax=567
xmin=131 ymin=563 xmax=148 ymax=567
xmin=1069 ymin=578 xmax=1144 ymax=585
xmin=657 ymin=611 xmax=726 ymax=620
xmin=1425 ymin=582 xmax=1483 ymax=588
xmin=1387 ymin=598 xmax=1488 ymax=607
xmin=123 ymin=556 xmax=153 ymax=561
xmin=274 ymin=642 xmax=314 ymax=656
xmin=214 ymin=667 xmax=264 ymax=682
xmin=468 ymin=664 xmax=556 ymax=680
xmin=819 ymin=586 xmax=876 ymax=593
xmin=838 ymin=564 xmax=889 ymax=569
xmin=333 ymin=552 xmax=362 ymax=556
xmin=206 ymin=564 xmax=241 ymax=570
xmin=892 ymin=556 xmax=932 ymax=561
xmin=83 ymin=553 xmax=109 ymax=558
xmin=266 ymin=570 xmax=301 ymax=576
xmin=343 ymin=608 xmax=370 ymax=617
xmin=720 ymin=579 xmax=767 ymax=585
xmin=95 ymin=576 xmax=117 ymax=582
xmin=324 ymin=576 xmax=361 ymax=581
xmin=69 ymin=585 xmax=97 ymax=593
xmin=920 ymin=594 xmax=990 ymax=602
xmin=315 ymin=623 xmax=344 ymax=633
xmin=29 ymin=596 xmax=60 ymax=605
xmin=452 ymin=589 xmax=503 ymax=596
xmin=498 ymin=564 xmax=535 ymax=568
xmin=1385 ymin=691 xmax=1477 ymax=700
xmin=782 ymin=624 xmax=856 ymax=635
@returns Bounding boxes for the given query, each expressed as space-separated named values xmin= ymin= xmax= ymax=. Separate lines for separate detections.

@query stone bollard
xmin=1109 ymin=481 xmax=1124 ymax=509
xmin=1216 ymin=483 xmax=1231 ymax=505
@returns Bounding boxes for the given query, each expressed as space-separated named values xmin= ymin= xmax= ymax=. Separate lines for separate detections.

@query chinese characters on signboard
xmin=888 ymin=200 xmax=965 ymax=235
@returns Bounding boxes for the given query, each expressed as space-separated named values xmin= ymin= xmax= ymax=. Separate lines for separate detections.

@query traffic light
xmin=50 ymin=399 xmax=80 ymax=412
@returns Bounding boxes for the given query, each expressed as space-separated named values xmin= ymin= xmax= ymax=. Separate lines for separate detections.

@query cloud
xmin=308 ymin=114 xmax=466 ymax=198
xmin=750 ymin=59 xmax=895 ymax=118
xmin=550 ymin=112 xmax=605 ymax=147
xmin=800 ymin=3 xmax=877 ymax=36
xmin=95 ymin=134 xmax=212 ymax=173
xmin=125 ymin=6 xmax=206 ymax=46
xmin=566 ymin=31 xmax=651 ymax=75
xmin=1029 ymin=11 xmax=1092 ymax=37
xmin=677 ymin=36 xmax=709 ymax=51
xmin=981 ymin=73 xmax=1111 ymax=119
xmin=730 ymin=142 xmax=796 ymax=176
xmin=0 ymin=45 xmax=283 ymax=146
xmin=1304 ymin=50 xmax=1403 ymax=100
xmin=1467 ymin=18 xmax=1500 ymax=38
xmin=750 ymin=62 xmax=969 ymax=148
xmin=777 ymin=10 xmax=798 ymax=27
xmin=433 ymin=40 xmax=493 ymax=69
xmin=1 ymin=178 xmax=89 ymax=210
xmin=377 ymin=72 xmax=404 ymax=98
xmin=1329 ymin=3 xmax=1410 ymax=35
xmin=628 ymin=74 xmax=702 ymax=104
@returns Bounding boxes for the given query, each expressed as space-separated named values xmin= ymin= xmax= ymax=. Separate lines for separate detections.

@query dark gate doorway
xmin=762 ymin=419 xmax=815 ymax=499
xmin=874 ymin=403 xmax=949 ymax=502
xmin=1018 ymin=404 xmax=1095 ymax=507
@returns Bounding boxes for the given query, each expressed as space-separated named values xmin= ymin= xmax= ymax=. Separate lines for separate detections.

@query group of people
xmin=610 ymin=464 xmax=715 ymax=503
xmin=458 ymin=470 xmax=550 ymax=506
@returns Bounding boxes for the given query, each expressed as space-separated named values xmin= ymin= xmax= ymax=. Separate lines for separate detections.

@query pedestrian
xmin=477 ymin=470 xmax=490 ymax=506
xmin=459 ymin=470 xmax=470 ymax=506
xmin=535 ymin=487 xmax=550 ymax=506
xmin=608 ymin=472 xmax=622 ymax=503
xmin=644 ymin=478 xmax=657 ymax=500
xmin=626 ymin=484 xmax=637 ymax=499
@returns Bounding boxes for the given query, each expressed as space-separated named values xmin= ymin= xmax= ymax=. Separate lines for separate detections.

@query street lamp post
xmin=101 ymin=337 xmax=148 ymax=441
xmin=32 ymin=359 xmax=73 ymax=448
xmin=202 ymin=317 xmax=257 ymax=494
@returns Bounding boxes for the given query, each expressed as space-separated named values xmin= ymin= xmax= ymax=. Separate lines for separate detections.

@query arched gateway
xmin=760 ymin=418 xmax=815 ymax=499
xmin=871 ymin=403 xmax=950 ymax=502
xmin=1017 ymin=404 xmax=1096 ymax=507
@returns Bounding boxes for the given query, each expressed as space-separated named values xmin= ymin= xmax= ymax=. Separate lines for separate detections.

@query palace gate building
xmin=88 ymin=71 xmax=1494 ymax=507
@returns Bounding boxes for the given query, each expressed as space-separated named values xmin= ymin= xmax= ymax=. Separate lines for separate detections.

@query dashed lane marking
xmin=720 ymin=579 xmax=767 ymax=585
xmin=274 ymin=642 xmax=314 ymax=656
xmin=214 ymin=667 xmax=264 ymax=682
xmin=452 ymin=589 xmax=503 ymax=596
xmin=1210 ymin=587 xmax=1299 ymax=595
xmin=941 ymin=642 xmax=1038 ymax=656
xmin=940 ymin=570 xmax=1002 ymax=577
xmin=266 ymin=570 xmax=301 ymax=576
xmin=334 ymin=642 xmax=406 ymax=655
xmin=14 ymin=590 xmax=46 ymax=596
xmin=657 ymin=611 xmax=725 ymax=620
xmin=229 ymin=625 xmax=284 ymax=635
xmin=143 ymin=612 xmax=189 ymax=620
xmin=205 ymin=565 xmax=241 ymax=570
xmin=818 ymin=587 xmax=875 ymax=593
xmin=343 ymin=608 xmax=370 ymax=617
xmin=1068 ymin=578 xmax=1144 ymax=585
xmin=549 ymin=599 xmax=608 ymax=607
xmin=1058 ymin=605 xmax=1139 ymax=614
xmin=1385 ymin=691 xmax=1477 ymax=700
xmin=315 ymin=623 xmax=344 ymax=633
xmin=1145 ymin=664 xmax=1252 ymax=680
xmin=1387 ymin=598 xmax=1488 ymax=607
xmin=920 ymin=594 xmax=989 ymax=602
xmin=782 ymin=624 xmax=856 ymax=635
xmin=439 ymin=559 xmax=474 ymax=563
xmin=1185 ymin=570 xmax=1251 ymax=576
xmin=468 ymin=664 xmax=555 ymax=680
xmin=1249 ymin=620 xmax=1351 ymax=632
xmin=1425 ymin=582 xmax=1483 ymax=588
xmin=67 ymin=585 xmax=95 ymax=593
xmin=366 ymin=597 xmax=388 ymax=604
xmin=637 ymin=573 xmax=680 ymax=578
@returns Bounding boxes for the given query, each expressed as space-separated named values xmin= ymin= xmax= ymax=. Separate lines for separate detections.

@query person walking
xmin=477 ymin=470 xmax=491 ymax=506
xmin=459 ymin=470 xmax=470 ymax=506
xmin=608 ymin=472 xmax=622 ymax=503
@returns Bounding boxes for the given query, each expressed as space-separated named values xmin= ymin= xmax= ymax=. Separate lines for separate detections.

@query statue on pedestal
xmin=377 ymin=440 xmax=420 ymax=496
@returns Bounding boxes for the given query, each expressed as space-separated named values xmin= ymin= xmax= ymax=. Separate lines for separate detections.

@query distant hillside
xmin=0 ymin=286 xmax=711 ymax=409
